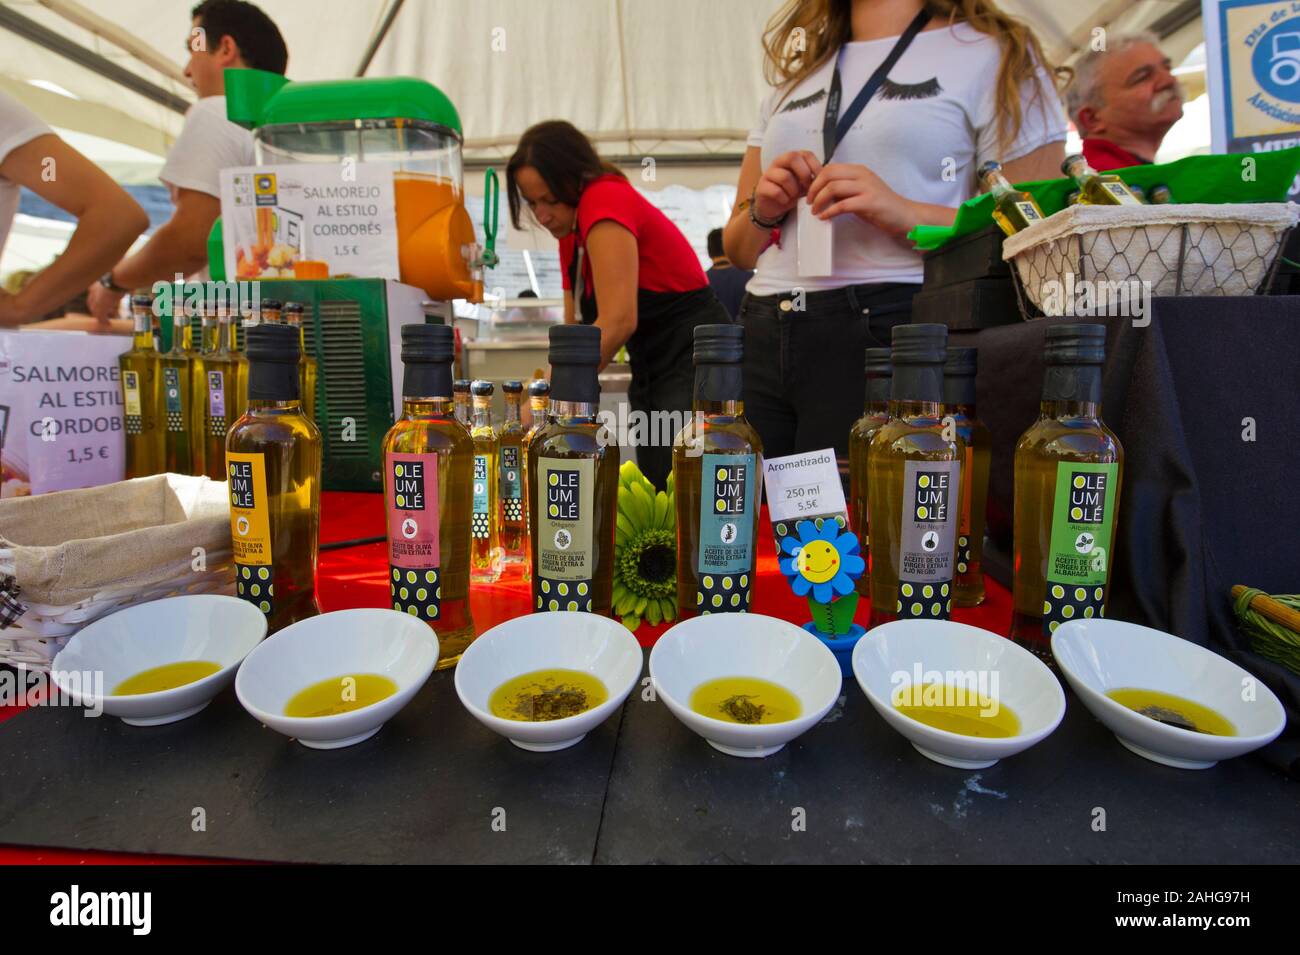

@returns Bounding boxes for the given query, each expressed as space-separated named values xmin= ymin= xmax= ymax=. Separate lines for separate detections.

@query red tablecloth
xmin=0 ymin=490 xmax=1013 ymax=864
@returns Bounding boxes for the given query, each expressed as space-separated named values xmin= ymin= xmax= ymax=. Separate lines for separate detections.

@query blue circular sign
xmin=1252 ymin=17 xmax=1300 ymax=104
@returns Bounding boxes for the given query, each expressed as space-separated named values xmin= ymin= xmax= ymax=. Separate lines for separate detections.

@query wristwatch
xmin=98 ymin=271 xmax=128 ymax=295
xmin=748 ymin=187 xmax=788 ymax=230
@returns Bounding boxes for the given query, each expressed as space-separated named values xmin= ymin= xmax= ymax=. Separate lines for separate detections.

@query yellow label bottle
xmin=469 ymin=379 xmax=502 ymax=582
xmin=226 ymin=322 xmax=322 ymax=633
xmin=848 ymin=348 xmax=891 ymax=596
xmin=943 ymin=347 xmax=990 ymax=607
xmin=453 ymin=379 xmax=470 ymax=428
xmin=1062 ymin=154 xmax=1143 ymax=206
xmin=382 ymin=323 xmax=475 ymax=669
xmin=194 ymin=308 xmax=239 ymax=480
xmin=977 ymin=160 xmax=1046 ymax=236
xmin=528 ymin=326 xmax=619 ymax=615
xmin=866 ymin=325 xmax=964 ymax=629
xmin=283 ymin=302 xmax=317 ymax=424
xmin=520 ymin=379 xmax=550 ymax=583
xmin=1012 ymin=323 xmax=1123 ymax=662
xmin=119 ymin=294 xmax=164 ymax=479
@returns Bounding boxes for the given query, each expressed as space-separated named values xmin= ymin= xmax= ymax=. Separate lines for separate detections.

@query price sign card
xmin=763 ymin=448 xmax=848 ymax=529
xmin=220 ymin=162 xmax=399 ymax=282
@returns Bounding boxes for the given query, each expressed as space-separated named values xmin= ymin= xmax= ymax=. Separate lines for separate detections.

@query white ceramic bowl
xmin=1053 ymin=618 xmax=1287 ymax=769
xmin=50 ymin=595 xmax=267 ymax=726
xmin=454 ymin=611 xmax=641 ymax=752
xmin=235 ymin=608 xmax=438 ymax=749
xmin=649 ymin=613 xmax=842 ymax=758
xmin=852 ymin=619 xmax=1066 ymax=769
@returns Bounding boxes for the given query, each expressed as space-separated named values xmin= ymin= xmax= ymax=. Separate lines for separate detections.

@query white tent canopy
xmin=0 ymin=0 xmax=1208 ymax=169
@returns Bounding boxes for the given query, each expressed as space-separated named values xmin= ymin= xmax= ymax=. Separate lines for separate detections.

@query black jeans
xmin=739 ymin=283 xmax=919 ymax=462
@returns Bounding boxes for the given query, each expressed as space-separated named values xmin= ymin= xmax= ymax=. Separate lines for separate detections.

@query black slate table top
xmin=0 ymin=655 xmax=1295 ymax=864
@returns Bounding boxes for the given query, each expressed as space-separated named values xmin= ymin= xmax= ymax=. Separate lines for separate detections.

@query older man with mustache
xmin=1066 ymin=32 xmax=1185 ymax=170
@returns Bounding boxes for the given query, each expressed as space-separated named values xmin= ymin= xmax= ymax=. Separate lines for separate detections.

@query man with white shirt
xmin=87 ymin=0 xmax=287 ymax=319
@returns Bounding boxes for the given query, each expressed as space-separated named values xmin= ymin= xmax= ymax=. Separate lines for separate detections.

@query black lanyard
xmin=822 ymin=9 xmax=932 ymax=163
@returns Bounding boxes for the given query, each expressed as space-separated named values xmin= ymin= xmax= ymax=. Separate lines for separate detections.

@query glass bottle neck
xmin=247 ymin=399 xmax=302 ymax=412
xmin=1041 ymin=399 xmax=1100 ymax=421
xmin=694 ymin=398 xmax=744 ymax=417
xmin=131 ymin=311 xmax=152 ymax=349
xmin=201 ymin=320 xmax=220 ymax=353
xmin=550 ymin=399 xmax=598 ymax=421
xmin=402 ymin=396 xmax=454 ymax=417
xmin=472 ymin=398 xmax=493 ymax=428
xmin=889 ymin=399 xmax=943 ymax=420
xmin=504 ymin=395 xmax=522 ymax=423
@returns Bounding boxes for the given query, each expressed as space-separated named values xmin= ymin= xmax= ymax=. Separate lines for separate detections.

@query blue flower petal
xmin=792 ymin=575 xmax=813 ymax=597
xmin=813 ymin=581 xmax=832 ymax=603
xmin=778 ymin=556 xmax=797 ymax=577
xmin=831 ymin=572 xmax=854 ymax=596
xmin=843 ymin=554 xmax=866 ymax=576
xmin=780 ymin=536 xmax=802 ymax=556
xmin=837 ymin=531 xmax=861 ymax=555
xmin=817 ymin=521 xmax=840 ymax=542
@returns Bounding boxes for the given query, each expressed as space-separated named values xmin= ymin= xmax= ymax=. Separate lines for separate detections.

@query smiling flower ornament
xmin=777 ymin=518 xmax=866 ymax=649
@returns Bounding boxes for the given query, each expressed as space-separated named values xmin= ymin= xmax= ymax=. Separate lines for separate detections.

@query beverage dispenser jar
xmin=224 ymin=69 xmax=497 ymax=302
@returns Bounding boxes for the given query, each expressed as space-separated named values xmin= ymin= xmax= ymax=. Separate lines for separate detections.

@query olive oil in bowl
xmin=114 ymin=661 xmax=222 ymax=696
xmin=689 ymin=676 xmax=802 ymax=725
xmin=285 ymin=674 xmax=399 ymax=718
xmin=1107 ymin=688 xmax=1235 ymax=736
xmin=892 ymin=683 xmax=1020 ymax=738
xmin=489 ymin=669 xmax=608 ymax=722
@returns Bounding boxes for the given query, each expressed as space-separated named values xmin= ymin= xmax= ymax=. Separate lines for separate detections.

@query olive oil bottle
xmin=188 ymin=305 xmax=216 ymax=477
xmin=848 ymin=348 xmax=891 ymax=596
xmin=283 ymin=302 xmax=318 ymax=424
xmin=469 ymin=379 xmax=502 ymax=582
xmin=943 ymin=348 xmax=990 ymax=607
xmin=119 ymin=294 xmax=164 ymax=479
xmin=226 ymin=323 xmax=322 ymax=633
xmin=195 ymin=306 xmax=240 ymax=480
xmin=453 ymin=379 xmax=470 ymax=427
xmin=977 ymin=161 xmax=1046 ymax=236
xmin=159 ymin=301 xmax=195 ymax=474
xmin=673 ymin=324 xmax=763 ymax=616
xmin=381 ymin=323 xmax=475 ymax=668
xmin=231 ymin=305 xmax=252 ymax=424
xmin=1011 ymin=323 xmax=1123 ymax=661
xmin=528 ymin=325 xmax=619 ymax=615
xmin=521 ymin=378 xmax=550 ymax=583
xmin=498 ymin=380 xmax=527 ymax=563
xmin=866 ymin=325 xmax=963 ymax=629
xmin=1062 ymin=154 xmax=1143 ymax=206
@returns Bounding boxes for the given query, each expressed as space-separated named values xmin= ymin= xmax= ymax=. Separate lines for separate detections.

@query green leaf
xmin=808 ymin=595 xmax=834 ymax=634
xmin=621 ymin=615 xmax=641 ymax=632
xmin=830 ymin=591 xmax=860 ymax=635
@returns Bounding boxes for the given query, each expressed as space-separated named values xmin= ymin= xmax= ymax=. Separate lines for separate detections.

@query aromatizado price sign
xmin=763 ymin=449 xmax=847 ymax=525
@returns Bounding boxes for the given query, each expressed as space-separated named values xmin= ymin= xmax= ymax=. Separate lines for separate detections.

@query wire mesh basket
xmin=1003 ymin=202 xmax=1299 ymax=319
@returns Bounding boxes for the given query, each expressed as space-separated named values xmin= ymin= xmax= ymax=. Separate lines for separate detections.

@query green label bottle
xmin=866 ymin=324 xmax=964 ymax=629
xmin=119 ymin=294 xmax=164 ymax=479
xmin=1012 ymin=323 xmax=1124 ymax=661
xmin=943 ymin=347 xmax=990 ymax=608
xmin=498 ymin=380 xmax=527 ymax=563
xmin=528 ymin=326 xmax=619 ymax=615
xmin=381 ymin=323 xmax=475 ymax=669
xmin=673 ymin=324 xmax=763 ymax=616
xmin=849 ymin=347 xmax=891 ymax=596
xmin=226 ymin=322 xmax=322 ymax=633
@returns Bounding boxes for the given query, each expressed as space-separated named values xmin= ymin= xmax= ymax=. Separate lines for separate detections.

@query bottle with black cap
xmin=381 ymin=323 xmax=475 ymax=667
xmin=159 ymin=297 xmax=195 ymax=474
xmin=469 ymin=379 xmax=501 ymax=583
xmin=521 ymin=378 xmax=551 ymax=582
xmin=453 ymin=379 xmax=471 ymax=427
xmin=866 ymin=324 xmax=964 ymax=629
xmin=672 ymin=324 xmax=762 ymax=617
xmin=225 ymin=322 xmax=322 ymax=633
xmin=498 ymin=380 xmax=527 ymax=564
xmin=1012 ymin=323 xmax=1123 ymax=661
xmin=943 ymin=347 xmax=991 ymax=608
xmin=848 ymin=347 xmax=892 ymax=597
xmin=528 ymin=325 xmax=619 ymax=615
xmin=119 ymin=293 xmax=164 ymax=478
xmin=282 ymin=302 xmax=317 ymax=423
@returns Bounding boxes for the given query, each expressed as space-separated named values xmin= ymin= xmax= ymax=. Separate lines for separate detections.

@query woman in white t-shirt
xmin=723 ymin=0 xmax=1067 ymax=461
xmin=0 ymin=90 xmax=148 ymax=327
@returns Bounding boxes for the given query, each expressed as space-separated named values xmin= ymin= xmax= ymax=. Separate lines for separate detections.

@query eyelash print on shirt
xmin=779 ymin=89 xmax=827 ymax=113
xmin=878 ymin=77 xmax=942 ymax=100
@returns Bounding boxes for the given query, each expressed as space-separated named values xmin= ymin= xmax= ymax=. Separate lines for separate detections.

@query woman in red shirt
xmin=506 ymin=120 xmax=731 ymax=488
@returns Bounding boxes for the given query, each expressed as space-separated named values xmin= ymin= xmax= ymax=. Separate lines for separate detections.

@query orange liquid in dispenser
xmin=393 ymin=172 xmax=481 ymax=302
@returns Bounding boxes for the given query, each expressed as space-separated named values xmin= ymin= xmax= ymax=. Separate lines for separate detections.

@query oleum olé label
xmin=695 ymin=453 xmax=756 ymax=613
xmin=206 ymin=369 xmax=227 ymax=437
xmin=386 ymin=453 xmax=442 ymax=621
xmin=121 ymin=370 xmax=143 ymax=434
xmin=897 ymin=459 xmax=960 ymax=620
xmin=500 ymin=445 xmax=523 ymax=525
xmin=1043 ymin=462 xmax=1117 ymax=633
xmin=535 ymin=457 xmax=595 ymax=612
xmin=227 ymin=452 xmax=274 ymax=616
xmin=163 ymin=367 xmax=186 ymax=432
xmin=471 ymin=453 xmax=491 ymax=540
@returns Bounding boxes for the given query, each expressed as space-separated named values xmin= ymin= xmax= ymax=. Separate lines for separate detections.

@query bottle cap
xmin=502 ymin=379 xmax=523 ymax=394
xmin=693 ymin=323 xmax=744 ymax=364
xmin=1062 ymin=154 xmax=1089 ymax=176
xmin=976 ymin=160 xmax=1001 ymax=181
xmin=1044 ymin=322 xmax=1106 ymax=364
xmin=130 ymin=294 xmax=153 ymax=309
xmin=245 ymin=322 xmax=300 ymax=363
xmin=548 ymin=323 xmax=601 ymax=366
xmin=470 ymin=379 xmax=494 ymax=397
xmin=890 ymin=324 xmax=947 ymax=364
xmin=259 ymin=298 xmax=283 ymax=313
xmin=453 ymin=379 xmax=470 ymax=393
xmin=944 ymin=347 xmax=977 ymax=377
xmin=400 ymin=322 xmax=454 ymax=364
xmin=865 ymin=347 xmax=892 ymax=375
xmin=528 ymin=379 xmax=551 ymax=397
xmin=283 ymin=301 xmax=305 ymax=315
